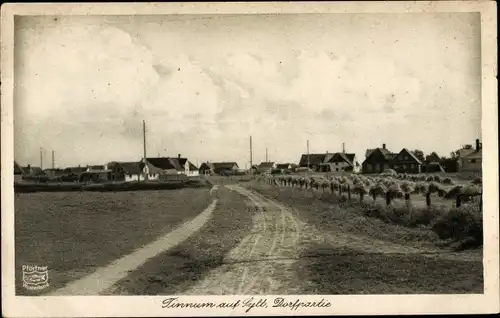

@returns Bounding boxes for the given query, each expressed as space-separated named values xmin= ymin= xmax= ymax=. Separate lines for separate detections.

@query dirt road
xmin=183 ymin=184 xmax=482 ymax=294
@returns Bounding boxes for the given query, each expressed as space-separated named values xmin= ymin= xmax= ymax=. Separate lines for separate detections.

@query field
xmin=253 ymin=170 xmax=483 ymax=249
xmin=14 ymin=188 xmax=212 ymax=295
xmin=14 ymin=171 xmax=483 ymax=295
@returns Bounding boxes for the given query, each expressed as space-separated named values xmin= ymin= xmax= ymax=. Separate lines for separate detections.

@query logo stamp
xmin=22 ymin=265 xmax=49 ymax=290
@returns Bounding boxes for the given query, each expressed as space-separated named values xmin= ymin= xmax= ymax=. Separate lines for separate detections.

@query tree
xmin=425 ymin=151 xmax=440 ymax=163
xmin=412 ymin=149 xmax=425 ymax=163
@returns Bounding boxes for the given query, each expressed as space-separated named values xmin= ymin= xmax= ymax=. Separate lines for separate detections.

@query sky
xmin=14 ymin=13 xmax=482 ymax=169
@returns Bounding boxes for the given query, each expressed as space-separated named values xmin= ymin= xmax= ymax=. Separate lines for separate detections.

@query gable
xmin=394 ymin=148 xmax=422 ymax=164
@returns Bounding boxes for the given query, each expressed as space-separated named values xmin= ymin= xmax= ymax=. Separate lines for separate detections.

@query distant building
xmin=199 ymin=162 xmax=239 ymax=175
xmin=107 ymin=161 xmax=160 ymax=182
xmin=275 ymin=163 xmax=298 ymax=173
xmin=328 ymin=152 xmax=361 ymax=173
xmin=144 ymin=155 xmax=199 ymax=177
xmin=257 ymin=162 xmax=276 ymax=174
xmin=362 ymin=144 xmax=397 ymax=173
xmin=14 ymin=161 xmax=24 ymax=183
xmin=298 ymin=152 xmax=360 ymax=173
xmin=392 ymin=148 xmax=423 ymax=173
xmin=457 ymin=139 xmax=482 ymax=172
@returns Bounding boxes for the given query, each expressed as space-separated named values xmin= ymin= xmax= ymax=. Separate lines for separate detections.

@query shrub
xmin=431 ymin=204 xmax=482 ymax=245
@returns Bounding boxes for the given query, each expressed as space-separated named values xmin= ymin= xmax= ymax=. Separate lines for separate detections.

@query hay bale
xmin=352 ymin=183 xmax=369 ymax=195
xmin=433 ymin=175 xmax=442 ymax=182
xmin=442 ymin=177 xmax=454 ymax=185
xmin=369 ymin=184 xmax=387 ymax=196
xmin=400 ymin=181 xmax=416 ymax=193
xmin=471 ymin=177 xmax=482 ymax=186
xmin=463 ymin=185 xmax=481 ymax=196
xmin=444 ymin=185 xmax=464 ymax=199
xmin=382 ymin=169 xmax=397 ymax=176
xmin=387 ymin=183 xmax=404 ymax=198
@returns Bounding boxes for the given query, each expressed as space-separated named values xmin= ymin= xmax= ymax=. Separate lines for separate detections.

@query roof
xmin=14 ymin=161 xmax=24 ymax=174
xmin=330 ymin=153 xmax=357 ymax=166
xmin=212 ymin=162 xmax=239 ymax=169
xmin=299 ymin=154 xmax=330 ymax=166
xmin=21 ymin=166 xmax=45 ymax=175
xmin=395 ymin=148 xmax=423 ymax=164
xmin=276 ymin=163 xmax=296 ymax=169
xmin=146 ymin=157 xmax=183 ymax=171
xmin=63 ymin=167 xmax=88 ymax=174
xmin=258 ymin=162 xmax=275 ymax=169
xmin=113 ymin=162 xmax=143 ymax=175
xmin=462 ymin=148 xmax=482 ymax=159
xmin=178 ymin=158 xmax=198 ymax=171
xmin=88 ymin=165 xmax=106 ymax=170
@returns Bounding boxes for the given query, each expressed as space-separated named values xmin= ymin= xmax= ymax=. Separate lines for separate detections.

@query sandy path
xmin=184 ymin=185 xmax=481 ymax=295
xmin=183 ymin=185 xmax=304 ymax=295
xmin=48 ymin=187 xmax=219 ymax=296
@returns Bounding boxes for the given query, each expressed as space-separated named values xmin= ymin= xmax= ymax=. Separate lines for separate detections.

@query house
xmin=86 ymin=165 xmax=107 ymax=172
xmin=275 ymin=163 xmax=298 ymax=173
xmin=298 ymin=153 xmax=334 ymax=172
xmin=362 ymin=144 xmax=397 ymax=174
xmin=457 ymin=139 xmax=482 ymax=172
xmin=327 ymin=152 xmax=361 ymax=173
xmin=199 ymin=162 xmax=239 ymax=175
xmin=79 ymin=169 xmax=112 ymax=183
xmin=60 ymin=166 xmax=88 ymax=182
xmin=257 ymin=162 xmax=276 ymax=174
xmin=144 ymin=155 xmax=199 ymax=177
xmin=107 ymin=161 xmax=160 ymax=182
xmin=392 ymin=148 xmax=423 ymax=173
xmin=14 ymin=161 xmax=24 ymax=183
xmin=44 ymin=168 xmax=65 ymax=179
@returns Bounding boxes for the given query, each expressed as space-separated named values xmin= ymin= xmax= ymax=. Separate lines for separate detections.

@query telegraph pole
xmin=307 ymin=140 xmax=310 ymax=169
xmin=266 ymin=147 xmax=268 ymax=162
xmin=40 ymin=147 xmax=43 ymax=170
xmin=143 ymin=120 xmax=147 ymax=160
xmin=250 ymin=136 xmax=253 ymax=175
xmin=52 ymin=150 xmax=55 ymax=169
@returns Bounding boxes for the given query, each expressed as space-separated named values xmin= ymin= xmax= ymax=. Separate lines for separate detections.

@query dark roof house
xmin=298 ymin=153 xmax=334 ymax=168
xmin=146 ymin=156 xmax=198 ymax=172
xmin=362 ymin=144 xmax=397 ymax=173
xmin=14 ymin=161 xmax=24 ymax=175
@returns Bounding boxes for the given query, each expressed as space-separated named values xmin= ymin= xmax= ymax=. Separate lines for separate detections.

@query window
xmin=411 ymin=164 xmax=415 ymax=169
xmin=336 ymin=168 xmax=339 ymax=172
xmin=128 ymin=174 xmax=132 ymax=178
xmin=394 ymin=164 xmax=399 ymax=169
xmin=471 ymin=159 xmax=476 ymax=163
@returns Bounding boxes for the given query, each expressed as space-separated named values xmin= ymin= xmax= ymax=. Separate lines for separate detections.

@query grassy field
xmin=14 ymin=188 xmax=212 ymax=295
xmin=244 ymin=181 xmax=483 ymax=293
xmin=103 ymin=186 xmax=255 ymax=295
xmin=246 ymin=181 xmax=483 ymax=251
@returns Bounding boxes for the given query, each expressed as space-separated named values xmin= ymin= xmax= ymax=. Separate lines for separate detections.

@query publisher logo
xmin=22 ymin=265 xmax=49 ymax=290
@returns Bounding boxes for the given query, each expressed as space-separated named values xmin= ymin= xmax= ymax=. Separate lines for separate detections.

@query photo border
xmin=1 ymin=1 xmax=498 ymax=317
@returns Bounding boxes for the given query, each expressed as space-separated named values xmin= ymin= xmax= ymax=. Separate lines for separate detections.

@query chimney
xmin=476 ymin=139 xmax=480 ymax=152
xmin=178 ymin=153 xmax=181 ymax=159
xmin=382 ymin=143 xmax=386 ymax=150
xmin=342 ymin=142 xmax=345 ymax=153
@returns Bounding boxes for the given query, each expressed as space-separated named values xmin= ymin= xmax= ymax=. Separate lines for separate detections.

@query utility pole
xmin=40 ymin=147 xmax=43 ymax=170
xmin=342 ymin=142 xmax=345 ymax=153
xmin=52 ymin=150 xmax=55 ymax=169
xmin=266 ymin=147 xmax=268 ymax=162
xmin=143 ymin=120 xmax=147 ymax=160
xmin=250 ymin=136 xmax=253 ymax=175
xmin=307 ymin=140 xmax=310 ymax=169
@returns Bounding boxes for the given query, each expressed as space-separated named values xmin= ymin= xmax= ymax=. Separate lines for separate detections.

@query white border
xmin=1 ymin=2 xmax=498 ymax=317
